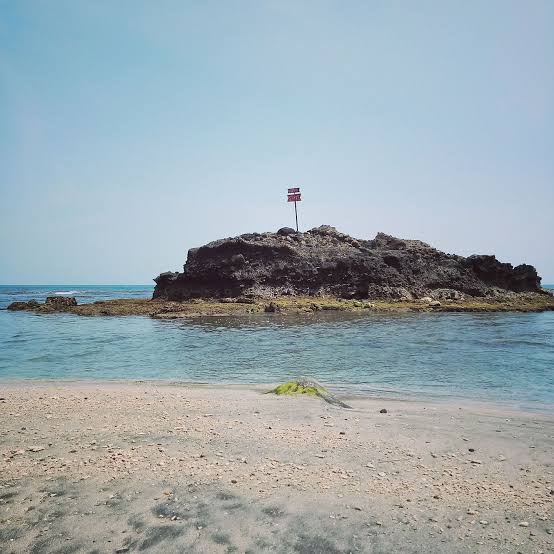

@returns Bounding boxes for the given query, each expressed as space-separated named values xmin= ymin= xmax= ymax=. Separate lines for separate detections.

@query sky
xmin=1 ymin=0 xmax=553 ymax=284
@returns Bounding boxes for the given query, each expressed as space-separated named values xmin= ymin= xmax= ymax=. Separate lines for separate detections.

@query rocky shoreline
xmin=7 ymin=291 xmax=554 ymax=317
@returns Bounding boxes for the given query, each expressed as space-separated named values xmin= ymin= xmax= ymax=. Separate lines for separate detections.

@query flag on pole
xmin=287 ymin=187 xmax=301 ymax=232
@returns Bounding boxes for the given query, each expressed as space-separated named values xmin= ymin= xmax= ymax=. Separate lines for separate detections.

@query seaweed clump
xmin=271 ymin=381 xmax=323 ymax=397
xmin=268 ymin=379 xmax=351 ymax=408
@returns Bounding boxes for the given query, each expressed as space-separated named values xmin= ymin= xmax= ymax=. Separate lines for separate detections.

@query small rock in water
xmin=379 ymin=409 xmax=388 ymax=414
xmin=29 ymin=446 xmax=45 ymax=452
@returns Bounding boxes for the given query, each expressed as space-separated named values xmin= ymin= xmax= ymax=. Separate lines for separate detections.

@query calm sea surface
xmin=1 ymin=285 xmax=553 ymax=411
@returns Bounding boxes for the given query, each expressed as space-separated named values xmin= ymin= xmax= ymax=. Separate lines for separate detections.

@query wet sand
xmin=0 ymin=382 xmax=552 ymax=553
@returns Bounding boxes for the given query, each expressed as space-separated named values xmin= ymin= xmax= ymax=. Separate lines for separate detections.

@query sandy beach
xmin=0 ymin=382 xmax=552 ymax=553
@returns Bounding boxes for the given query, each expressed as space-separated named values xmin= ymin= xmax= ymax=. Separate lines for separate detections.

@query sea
xmin=0 ymin=285 xmax=553 ymax=411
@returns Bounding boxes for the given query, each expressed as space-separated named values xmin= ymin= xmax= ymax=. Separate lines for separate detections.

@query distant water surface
xmin=0 ymin=285 xmax=553 ymax=411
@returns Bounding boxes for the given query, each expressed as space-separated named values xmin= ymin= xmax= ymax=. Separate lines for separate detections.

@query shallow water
xmin=0 ymin=285 xmax=553 ymax=410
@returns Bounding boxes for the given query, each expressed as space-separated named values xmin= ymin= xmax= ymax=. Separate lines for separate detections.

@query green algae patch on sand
xmin=268 ymin=379 xmax=352 ymax=408
xmin=270 ymin=381 xmax=325 ymax=397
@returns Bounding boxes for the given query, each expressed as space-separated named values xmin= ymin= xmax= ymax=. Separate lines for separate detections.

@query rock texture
xmin=8 ymin=296 xmax=77 ymax=312
xmin=7 ymin=299 xmax=40 ymax=311
xmin=44 ymin=296 xmax=77 ymax=309
xmin=153 ymin=226 xmax=543 ymax=301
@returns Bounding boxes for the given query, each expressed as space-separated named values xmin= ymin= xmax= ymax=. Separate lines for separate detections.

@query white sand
xmin=0 ymin=381 xmax=552 ymax=553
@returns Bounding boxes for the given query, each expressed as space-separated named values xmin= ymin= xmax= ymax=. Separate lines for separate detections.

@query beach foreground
xmin=0 ymin=383 xmax=552 ymax=553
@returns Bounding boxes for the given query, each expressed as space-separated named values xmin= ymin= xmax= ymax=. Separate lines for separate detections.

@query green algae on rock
xmin=7 ymin=292 xmax=554 ymax=316
xmin=268 ymin=379 xmax=351 ymax=409
xmin=271 ymin=381 xmax=323 ymax=397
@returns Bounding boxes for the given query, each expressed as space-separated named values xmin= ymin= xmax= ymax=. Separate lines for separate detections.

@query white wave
xmin=53 ymin=290 xmax=79 ymax=295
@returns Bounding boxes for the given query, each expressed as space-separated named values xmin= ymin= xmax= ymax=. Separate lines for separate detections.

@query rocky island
xmin=153 ymin=225 xmax=543 ymax=301
xmin=8 ymin=226 xmax=554 ymax=316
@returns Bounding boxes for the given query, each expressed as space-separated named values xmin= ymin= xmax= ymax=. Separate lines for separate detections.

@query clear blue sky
xmin=1 ymin=1 xmax=553 ymax=284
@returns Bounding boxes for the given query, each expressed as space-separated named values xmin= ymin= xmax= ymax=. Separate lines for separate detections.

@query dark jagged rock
xmin=8 ymin=297 xmax=77 ymax=312
xmin=7 ymin=299 xmax=40 ymax=311
xmin=464 ymin=255 xmax=539 ymax=292
xmin=45 ymin=296 xmax=77 ymax=308
xmin=153 ymin=226 xmax=543 ymax=301
xmin=276 ymin=227 xmax=297 ymax=236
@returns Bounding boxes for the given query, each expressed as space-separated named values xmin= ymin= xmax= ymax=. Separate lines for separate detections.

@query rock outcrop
xmin=153 ymin=226 xmax=543 ymax=301
xmin=8 ymin=296 xmax=77 ymax=312
xmin=44 ymin=296 xmax=77 ymax=309
xmin=7 ymin=299 xmax=40 ymax=311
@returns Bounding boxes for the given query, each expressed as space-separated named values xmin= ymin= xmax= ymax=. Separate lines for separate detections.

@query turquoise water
xmin=1 ymin=285 xmax=553 ymax=410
